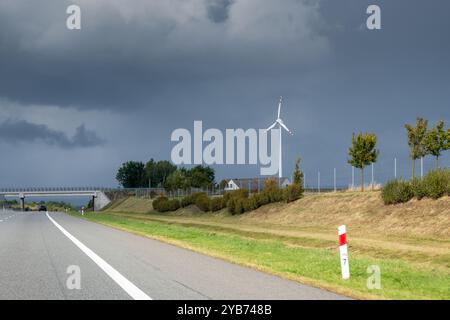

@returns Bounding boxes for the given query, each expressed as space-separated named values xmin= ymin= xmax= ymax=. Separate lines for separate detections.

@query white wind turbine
xmin=266 ymin=96 xmax=293 ymax=185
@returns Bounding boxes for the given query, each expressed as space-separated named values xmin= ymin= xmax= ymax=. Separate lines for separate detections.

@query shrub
xmin=227 ymin=197 xmax=237 ymax=214
xmin=242 ymin=198 xmax=252 ymax=212
xmin=283 ymin=184 xmax=303 ymax=203
xmin=180 ymin=192 xmax=228 ymax=212
xmin=226 ymin=193 xmax=263 ymax=215
xmin=411 ymin=178 xmax=427 ymax=200
xmin=384 ymin=169 xmax=449 ymax=204
xmin=223 ymin=189 xmax=248 ymax=203
xmin=382 ymin=180 xmax=413 ymax=205
xmin=234 ymin=198 xmax=246 ymax=215
xmin=152 ymin=196 xmax=169 ymax=211
xmin=220 ymin=196 xmax=228 ymax=208
xmin=180 ymin=195 xmax=193 ymax=208
xmin=257 ymin=192 xmax=270 ymax=206
xmin=261 ymin=179 xmax=283 ymax=202
xmin=195 ymin=195 xmax=211 ymax=212
xmin=180 ymin=192 xmax=207 ymax=208
xmin=153 ymin=196 xmax=180 ymax=212
xmin=247 ymin=194 xmax=261 ymax=211
xmin=168 ymin=199 xmax=181 ymax=211
xmin=191 ymin=192 xmax=207 ymax=202
xmin=209 ymin=197 xmax=225 ymax=212
xmin=419 ymin=169 xmax=450 ymax=199
xmin=224 ymin=189 xmax=249 ymax=214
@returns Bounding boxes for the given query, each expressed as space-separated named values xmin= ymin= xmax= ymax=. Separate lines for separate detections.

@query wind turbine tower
xmin=266 ymin=96 xmax=293 ymax=185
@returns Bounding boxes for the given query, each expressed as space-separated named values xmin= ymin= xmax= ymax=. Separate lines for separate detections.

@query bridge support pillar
xmin=92 ymin=195 xmax=95 ymax=212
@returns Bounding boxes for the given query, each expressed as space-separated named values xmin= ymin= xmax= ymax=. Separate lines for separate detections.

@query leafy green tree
xmin=164 ymin=169 xmax=191 ymax=191
xmin=145 ymin=159 xmax=177 ymax=187
xmin=116 ymin=161 xmax=146 ymax=188
xmin=145 ymin=158 xmax=156 ymax=187
xmin=292 ymin=158 xmax=304 ymax=187
xmin=163 ymin=165 xmax=215 ymax=191
xmin=348 ymin=133 xmax=379 ymax=191
xmin=186 ymin=165 xmax=215 ymax=188
xmin=447 ymin=128 xmax=450 ymax=149
xmin=423 ymin=120 xmax=449 ymax=168
xmin=405 ymin=118 xmax=428 ymax=179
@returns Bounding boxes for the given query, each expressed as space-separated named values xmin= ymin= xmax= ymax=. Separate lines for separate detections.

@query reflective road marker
xmin=338 ymin=225 xmax=350 ymax=280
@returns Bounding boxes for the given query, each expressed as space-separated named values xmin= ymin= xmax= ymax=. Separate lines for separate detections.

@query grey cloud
xmin=206 ymin=0 xmax=233 ymax=23
xmin=0 ymin=0 xmax=449 ymax=189
xmin=0 ymin=120 xmax=105 ymax=148
xmin=70 ymin=124 xmax=106 ymax=147
xmin=0 ymin=0 xmax=328 ymax=112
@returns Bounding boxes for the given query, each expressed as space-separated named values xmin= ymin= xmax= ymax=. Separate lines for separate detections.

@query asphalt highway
xmin=0 ymin=209 xmax=348 ymax=300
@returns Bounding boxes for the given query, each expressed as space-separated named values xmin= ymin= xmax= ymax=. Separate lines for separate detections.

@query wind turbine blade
xmin=277 ymin=96 xmax=282 ymax=118
xmin=278 ymin=120 xmax=293 ymax=135
xmin=266 ymin=122 xmax=277 ymax=131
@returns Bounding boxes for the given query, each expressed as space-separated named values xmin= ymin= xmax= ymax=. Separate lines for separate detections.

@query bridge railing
xmin=0 ymin=187 xmax=111 ymax=193
xmin=0 ymin=187 xmax=167 ymax=193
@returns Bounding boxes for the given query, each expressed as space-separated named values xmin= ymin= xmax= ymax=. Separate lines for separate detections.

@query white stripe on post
xmin=338 ymin=225 xmax=350 ymax=280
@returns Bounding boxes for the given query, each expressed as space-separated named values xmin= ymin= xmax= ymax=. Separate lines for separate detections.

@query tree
xmin=405 ymin=118 xmax=428 ymax=179
xmin=145 ymin=159 xmax=177 ymax=187
xmin=164 ymin=169 xmax=191 ymax=192
xmin=445 ymin=128 xmax=450 ymax=150
xmin=163 ymin=165 xmax=216 ymax=191
xmin=292 ymin=157 xmax=304 ymax=187
xmin=423 ymin=120 xmax=448 ymax=168
xmin=446 ymin=128 xmax=450 ymax=150
xmin=186 ymin=165 xmax=215 ymax=188
xmin=446 ymin=127 xmax=450 ymax=165
xmin=348 ymin=133 xmax=379 ymax=191
xmin=145 ymin=158 xmax=156 ymax=187
xmin=116 ymin=161 xmax=146 ymax=188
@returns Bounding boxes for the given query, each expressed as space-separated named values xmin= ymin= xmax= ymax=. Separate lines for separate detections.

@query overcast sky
xmin=0 ymin=0 xmax=449 ymax=188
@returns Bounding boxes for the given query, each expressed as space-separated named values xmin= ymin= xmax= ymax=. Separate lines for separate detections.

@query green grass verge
xmin=71 ymin=212 xmax=450 ymax=300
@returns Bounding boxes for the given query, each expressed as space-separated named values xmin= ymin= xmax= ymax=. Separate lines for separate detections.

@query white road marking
xmin=46 ymin=212 xmax=152 ymax=300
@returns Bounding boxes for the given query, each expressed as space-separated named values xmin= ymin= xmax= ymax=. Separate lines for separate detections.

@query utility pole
xmin=303 ymin=173 xmax=306 ymax=190
xmin=420 ymin=157 xmax=423 ymax=178
xmin=334 ymin=168 xmax=337 ymax=192
xmin=371 ymin=163 xmax=374 ymax=190
xmin=394 ymin=158 xmax=397 ymax=178
xmin=318 ymin=171 xmax=321 ymax=193
xmin=351 ymin=166 xmax=355 ymax=189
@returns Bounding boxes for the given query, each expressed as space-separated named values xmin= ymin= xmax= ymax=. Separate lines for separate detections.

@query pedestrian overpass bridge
xmin=0 ymin=187 xmax=112 ymax=211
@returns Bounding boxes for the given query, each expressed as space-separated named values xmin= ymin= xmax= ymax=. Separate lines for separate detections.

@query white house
xmin=224 ymin=177 xmax=291 ymax=191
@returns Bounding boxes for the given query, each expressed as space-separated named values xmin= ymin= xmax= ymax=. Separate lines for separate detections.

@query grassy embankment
xmin=72 ymin=191 xmax=450 ymax=300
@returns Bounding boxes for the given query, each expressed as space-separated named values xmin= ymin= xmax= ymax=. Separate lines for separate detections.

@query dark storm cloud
xmin=0 ymin=0 xmax=328 ymax=112
xmin=0 ymin=0 xmax=449 ymax=188
xmin=0 ymin=120 xmax=105 ymax=148
xmin=206 ymin=0 xmax=234 ymax=23
xmin=70 ymin=124 xmax=106 ymax=147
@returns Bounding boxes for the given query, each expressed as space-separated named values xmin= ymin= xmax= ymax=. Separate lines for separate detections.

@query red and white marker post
xmin=338 ymin=225 xmax=350 ymax=279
